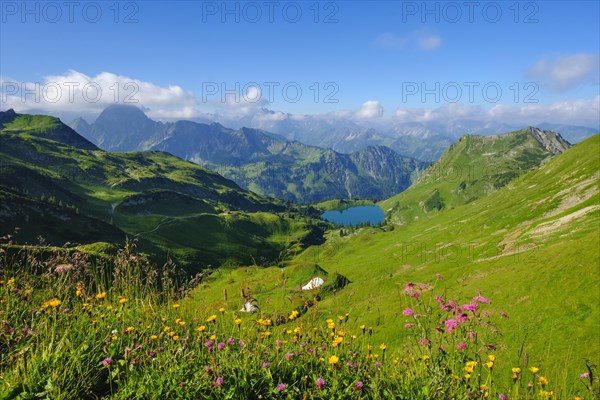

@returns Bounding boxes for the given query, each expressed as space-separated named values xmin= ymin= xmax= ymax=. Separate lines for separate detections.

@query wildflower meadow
xmin=0 ymin=243 xmax=597 ymax=399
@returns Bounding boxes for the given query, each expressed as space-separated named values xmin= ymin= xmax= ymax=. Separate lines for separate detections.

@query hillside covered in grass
xmin=380 ymin=127 xmax=571 ymax=224
xmin=0 ymin=110 xmax=325 ymax=273
xmin=190 ymin=133 xmax=599 ymax=389
xmin=0 ymin=112 xmax=597 ymax=398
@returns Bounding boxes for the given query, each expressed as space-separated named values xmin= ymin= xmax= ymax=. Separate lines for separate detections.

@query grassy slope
xmin=189 ymin=134 xmax=599 ymax=380
xmin=380 ymin=129 xmax=558 ymax=225
xmin=0 ymin=113 xmax=319 ymax=271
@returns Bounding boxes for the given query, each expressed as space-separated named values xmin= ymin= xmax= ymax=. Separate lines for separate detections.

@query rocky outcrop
xmin=529 ymin=127 xmax=571 ymax=155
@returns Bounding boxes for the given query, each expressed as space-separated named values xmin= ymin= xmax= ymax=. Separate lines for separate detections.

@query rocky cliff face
xmin=529 ymin=127 xmax=571 ymax=155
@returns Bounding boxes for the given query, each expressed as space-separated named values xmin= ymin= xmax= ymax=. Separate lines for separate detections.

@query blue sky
xmin=1 ymin=1 xmax=599 ymax=127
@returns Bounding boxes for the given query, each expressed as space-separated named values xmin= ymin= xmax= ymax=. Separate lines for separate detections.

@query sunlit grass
xmin=1 ymin=244 xmax=597 ymax=399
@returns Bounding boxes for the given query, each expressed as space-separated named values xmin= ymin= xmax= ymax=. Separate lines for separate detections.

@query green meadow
xmin=1 ymin=112 xmax=598 ymax=398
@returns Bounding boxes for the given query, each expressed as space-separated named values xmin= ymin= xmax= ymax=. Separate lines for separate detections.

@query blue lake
xmin=320 ymin=205 xmax=385 ymax=227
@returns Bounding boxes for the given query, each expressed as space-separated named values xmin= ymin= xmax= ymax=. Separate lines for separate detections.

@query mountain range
xmin=198 ymin=108 xmax=597 ymax=160
xmin=70 ymin=105 xmax=428 ymax=203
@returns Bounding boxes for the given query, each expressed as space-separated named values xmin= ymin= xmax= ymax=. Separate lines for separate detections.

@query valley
xmin=2 ymin=2 xmax=598 ymax=397
xmin=1 ymin=111 xmax=598 ymax=398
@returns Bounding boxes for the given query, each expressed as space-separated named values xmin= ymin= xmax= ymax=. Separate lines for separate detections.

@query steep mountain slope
xmin=380 ymin=127 xmax=571 ymax=225
xmin=77 ymin=104 xmax=168 ymax=151
xmin=192 ymin=133 xmax=599 ymax=379
xmin=153 ymin=122 xmax=281 ymax=165
xmin=0 ymin=110 xmax=322 ymax=271
xmin=70 ymin=106 xmax=427 ymax=203
xmin=204 ymin=143 xmax=426 ymax=203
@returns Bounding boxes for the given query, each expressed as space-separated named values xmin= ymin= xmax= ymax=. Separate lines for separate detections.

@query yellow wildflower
xmin=328 ymin=355 xmax=339 ymax=365
xmin=96 ymin=292 xmax=106 ymax=299
xmin=206 ymin=315 xmax=217 ymax=323
xmin=288 ymin=310 xmax=299 ymax=320
xmin=530 ymin=367 xmax=540 ymax=374
xmin=234 ymin=319 xmax=242 ymax=326
xmin=379 ymin=343 xmax=387 ymax=351
xmin=42 ymin=298 xmax=61 ymax=309
xmin=197 ymin=326 xmax=206 ymax=332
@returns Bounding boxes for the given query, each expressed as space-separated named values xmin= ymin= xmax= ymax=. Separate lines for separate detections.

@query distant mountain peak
xmin=97 ymin=104 xmax=149 ymax=121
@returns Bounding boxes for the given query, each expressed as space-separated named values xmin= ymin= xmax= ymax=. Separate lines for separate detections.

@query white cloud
xmin=355 ymin=100 xmax=384 ymax=119
xmin=393 ymin=97 xmax=600 ymax=128
xmin=416 ymin=34 xmax=442 ymax=50
xmin=528 ymin=54 xmax=600 ymax=91
xmin=0 ymin=70 xmax=276 ymax=121
xmin=0 ymin=70 xmax=199 ymax=120
xmin=393 ymin=103 xmax=482 ymax=122
xmin=1 ymin=70 xmax=598 ymax=130
xmin=486 ymin=96 xmax=600 ymax=126
xmin=375 ymin=31 xmax=441 ymax=51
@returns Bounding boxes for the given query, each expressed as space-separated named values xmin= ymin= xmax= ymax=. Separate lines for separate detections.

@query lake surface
xmin=320 ymin=205 xmax=385 ymax=227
